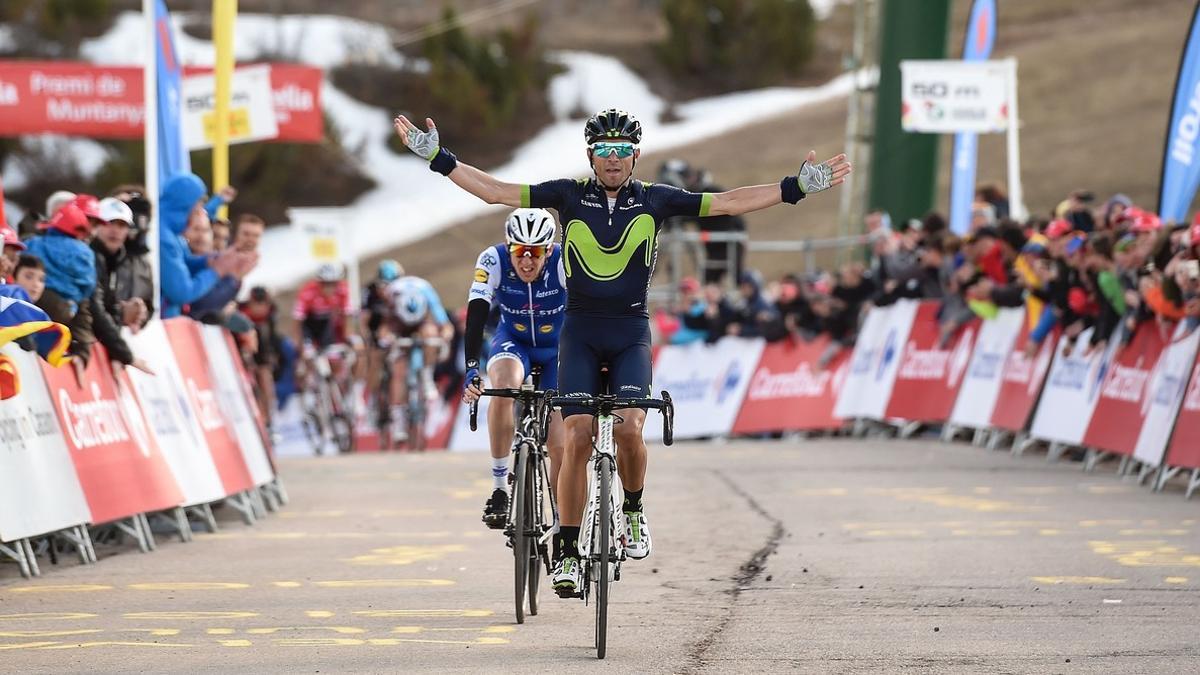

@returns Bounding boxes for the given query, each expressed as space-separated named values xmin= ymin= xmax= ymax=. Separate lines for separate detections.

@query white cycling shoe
xmin=552 ymin=556 xmax=582 ymax=598
xmin=623 ymin=510 xmax=652 ymax=560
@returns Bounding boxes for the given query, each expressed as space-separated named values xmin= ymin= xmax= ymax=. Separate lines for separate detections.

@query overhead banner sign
xmin=900 ymin=60 xmax=1010 ymax=134
xmin=0 ymin=60 xmax=322 ymax=142
xmin=182 ymin=63 xmax=279 ymax=150
xmin=1158 ymin=1 xmax=1200 ymax=223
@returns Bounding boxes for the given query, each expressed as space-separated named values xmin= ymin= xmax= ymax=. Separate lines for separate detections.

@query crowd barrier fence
xmin=0 ymin=318 xmax=283 ymax=579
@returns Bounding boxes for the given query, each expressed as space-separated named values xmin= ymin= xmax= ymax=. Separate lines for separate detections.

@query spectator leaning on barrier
xmin=159 ymin=173 xmax=245 ymax=319
xmin=91 ymin=197 xmax=151 ymax=331
xmin=0 ymin=226 xmax=24 ymax=282
xmin=727 ymin=270 xmax=777 ymax=338
xmin=25 ymin=201 xmax=98 ymax=363
xmin=86 ymin=197 xmax=151 ymax=372
xmin=668 ymin=276 xmax=709 ymax=346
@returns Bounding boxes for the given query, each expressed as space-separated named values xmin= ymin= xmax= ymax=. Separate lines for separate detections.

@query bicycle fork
xmin=579 ymin=414 xmax=626 ymax=561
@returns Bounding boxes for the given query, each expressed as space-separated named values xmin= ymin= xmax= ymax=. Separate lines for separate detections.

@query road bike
xmin=544 ymin=390 xmax=674 ymax=659
xmin=299 ymin=342 xmax=356 ymax=455
xmin=377 ymin=336 xmax=445 ymax=451
xmin=469 ymin=368 xmax=558 ymax=624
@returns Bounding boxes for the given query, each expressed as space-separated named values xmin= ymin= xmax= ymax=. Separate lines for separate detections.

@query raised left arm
xmin=707 ymin=151 xmax=851 ymax=217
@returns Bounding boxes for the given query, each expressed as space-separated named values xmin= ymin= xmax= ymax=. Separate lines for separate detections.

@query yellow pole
xmin=212 ymin=0 xmax=237 ymax=220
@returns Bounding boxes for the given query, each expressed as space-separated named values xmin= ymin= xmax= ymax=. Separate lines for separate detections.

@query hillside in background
xmin=359 ymin=0 xmax=1192 ymax=311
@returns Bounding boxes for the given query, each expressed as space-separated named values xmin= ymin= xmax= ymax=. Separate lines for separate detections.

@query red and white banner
xmin=199 ymin=325 xmax=274 ymax=486
xmin=0 ymin=346 xmax=91 ymax=541
xmin=990 ymin=325 xmax=1057 ymax=432
xmin=885 ymin=303 xmax=978 ymax=423
xmin=949 ymin=307 xmax=1023 ymax=429
xmin=1133 ymin=322 xmax=1200 ymax=467
xmin=164 ymin=318 xmax=255 ymax=496
xmin=0 ymin=60 xmax=322 ymax=142
xmin=123 ymin=322 xmax=227 ymax=506
xmin=1164 ymin=361 xmax=1200 ymax=469
xmin=1028 ymin=328 xmax=1116 ymax=446
xmin=834 ymin=300 xmax=917 ymax=420
xmin=732 ymin=336 xmax=848 ymax=434
xmin=1081 ymin=325 xmax=1166 ymax=456
xmin=41 ymin=344 xmax=184 ymax=524
xmin=648 ymin=337 xmax=764 ymax=441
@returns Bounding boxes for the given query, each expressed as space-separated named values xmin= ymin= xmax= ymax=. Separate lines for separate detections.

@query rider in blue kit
xmin=395 ymin=107 xmax=850 ymax=597
xmin=462 ymin=208 xmax=568 ymax=532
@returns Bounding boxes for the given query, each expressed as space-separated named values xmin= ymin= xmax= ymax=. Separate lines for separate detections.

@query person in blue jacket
xmin=159 ymin=173 xmax=243 ymax=318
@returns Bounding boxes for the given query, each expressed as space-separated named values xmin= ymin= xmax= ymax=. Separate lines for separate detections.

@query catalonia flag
xmin=0 ymin=292 xmax=72 ymax=400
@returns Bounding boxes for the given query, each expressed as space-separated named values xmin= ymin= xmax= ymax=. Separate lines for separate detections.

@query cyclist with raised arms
xmin=385 ymin=273 xmax=452 ymax=442
xmin=395 ymin=108 xmax=849 ymax=597
xmin=462 ymin=208 xmax=567 ymax=533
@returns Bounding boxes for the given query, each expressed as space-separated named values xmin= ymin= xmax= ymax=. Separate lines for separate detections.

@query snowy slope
xmin=78 ymin=12 xmax=855 ymax=293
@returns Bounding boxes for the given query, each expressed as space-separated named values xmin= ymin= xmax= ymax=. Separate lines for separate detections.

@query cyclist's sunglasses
xmin=590 ymin=141 xmax=636 ymax=159
xmin=509 ymin=243 xmax=550 ymax=259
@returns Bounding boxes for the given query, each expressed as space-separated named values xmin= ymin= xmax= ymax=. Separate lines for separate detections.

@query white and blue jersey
xmin=468 ymin=243 xmax=567 ymax=387
xmin=387 ymin=276 xmax=449 ymax=331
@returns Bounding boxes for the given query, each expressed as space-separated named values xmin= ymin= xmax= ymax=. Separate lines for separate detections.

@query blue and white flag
xmin=155 ymin=0 xmax=190 ymax=180
xmin=1160 ymin=1 xmax=1200 ymax=224
xmin=948 ymin=0 xmax=996 ymax=234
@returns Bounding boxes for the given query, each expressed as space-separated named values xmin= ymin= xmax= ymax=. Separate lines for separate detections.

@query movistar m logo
xmin=563 ymin=214 xmax=656 ymax=281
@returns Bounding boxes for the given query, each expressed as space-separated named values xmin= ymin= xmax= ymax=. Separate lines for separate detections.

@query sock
xmin=491 ymin=456 xmax=509 ymax=491
xmin=623 ymin=488 xmax=643 ymax=512
xmin=556 ymin=525 xmax=580 ymax=561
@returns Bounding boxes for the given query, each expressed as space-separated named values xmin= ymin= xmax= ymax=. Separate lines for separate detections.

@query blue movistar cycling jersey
xmin=521 ymin=178 xmax=712 ymax=317
xmin=468 ymin=243 xmax=567 ymax=348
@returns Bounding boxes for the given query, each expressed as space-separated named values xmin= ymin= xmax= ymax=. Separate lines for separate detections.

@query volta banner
xmin=1081 ymin=324 xmax=1166 ymax=456
xmin=732 ymin=335 xmax=849 ymax=434
xmin=1028 ymin=327 xmax=1120 ymax=446
xmin=648 ymin=337 xmax=764 ymax=441
xmin=990 ymin=326 xmax=1056 ymax=432
xmin=124 ymin=322 xmax=227 ymax=506
xmin=885 ymin=303 xmax=977 ymax=423
xmin=834 ymin=300 xmax=917 ymax=420
xmin=1159 ymin=0 xmax=1200 ymax=223
xmin=0 ymin=61 xmax=323 ymax=142
xmin=1164 ymin=360 xmax=1200 ymax=469
xmin=164 ymin=318 xmax=255 ymax=495
xmin=949 ymin=0 xmax=997 ymax=235
xmin=41 ymin=344 xmax=184 ymax=524
xmin=0 ymin=345 xmax=91 ymax=542
xmin=949 ymin=307 xmax=1022 ymax=430
xmin=1133 ymin=322 xmax=1200 ymax=467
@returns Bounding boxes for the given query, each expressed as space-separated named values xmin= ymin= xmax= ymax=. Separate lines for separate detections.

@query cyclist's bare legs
xmin=485 ymin=358 xmax=522 ymax=461
xmin=559 ymin=415 xmax=593 ymax=527
xmin=613 ymin=408 xmax=647 ymax=492
xmin=545 ymin=410 xmax=564 ymax=493
xmin=390 ymin=358 xmax=410 ymax=410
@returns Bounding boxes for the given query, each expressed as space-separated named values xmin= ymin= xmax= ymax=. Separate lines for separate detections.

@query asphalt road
xmin=2 ymin=438 xmax=1199 ymax=674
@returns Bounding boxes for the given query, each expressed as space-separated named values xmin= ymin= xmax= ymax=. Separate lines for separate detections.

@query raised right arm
xmin=446 ymin=161 xmax=524 ymax=207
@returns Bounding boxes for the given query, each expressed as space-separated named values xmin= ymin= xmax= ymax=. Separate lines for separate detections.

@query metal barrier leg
xmin=171 ymin=507 xmax=194 ymax=543
xmin=1047 ymin=442 xmax=1066 ymax=463
xmin=1156 ymin=466 xmax=1180 ymax=493
xmin=0 ymin=540 xmax=32 ymax=578
xmin=21 ymin=538 xmax=40 ymax=577
xmin=1186 ymin=469 xmax=1200 ymax=500
xmin=940 ymin=424 xmax=957 ymax=443
xmin=188 ymin=504 xmax=219 ymax=533
xmin=249 ymin=489 xmax=268 ymax=519
xmin=260 ymin=485 xmax=280 ymax=513
xmin=225 ymin=492 xmax=256 ymax=526
xmin=971 ymin=428 xmax=988 ymax=447
xmin=114 ymin=517 xmax=151 ymax=553
xmin=139 ymin=514 xmax=157 ymax=551
xmin=274 ymin=477 xmax=289 ymax=506
xmin=1116 ymin=455 xmax=1131 ymax=477
xmin=898 ymin=421 xmax=921 ymax=439
xmin=1084 ymin=448 xmax=1109 ymax=473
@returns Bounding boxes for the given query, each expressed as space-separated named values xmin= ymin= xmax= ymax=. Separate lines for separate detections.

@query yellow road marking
xmin=8 ymin=584 xmax=112 ymax=594
xmin=37 ymin=641 xmax=192 ymax=650
xmin=364 ymin=637 xmax=508 ymax=646
xmin=1039 ymin=529 xmax=1062 ymax=536
xmin=272 ymin=581 xmax=303 ymax=588
xmin=206 ymin=629 xmax=236 ymax=635
xmin=895 ymin=494 xmax=1038 ymax=513
xmin=275 ymin=638 xmax=364 ymax=647
xmin=1031 ymin=576 xmax=1125 ymax=584
xmin=951 ymin=529 xmax=1019 ymax=537
xmin=1090 ymin=540 xmax=1200 ymax=567
xmin=0 ymin=629 xmax=102 ymax=638
xmin=971 ymin=487 xmax=993 ymax=494
xmin=306 ymin=611 xmax=334 ymax=618
xmin=342 ymin=545 xmax=465 ymax=566
xmin=863 ymin=529 xmax=926 ymax=537
xmin=123 ymin=628 xmax=182 ymax=636
xmin=128 ymin=582 xmax=250 ymax=591
xmin=0 ymin=612 xmax=97 ymax=621
xmin=123 ymin=611 xmax=259 ymax=620
xmin=1117 ymin=529 xmax=1189 ymax=536
xmin=1013 ymin=487 xmax=1061 ymax=495
xmin=218 ymin=640 xmax=252 ymax=647
xmin=246 ymin=626 xmax=365 ymax=635
xmin=1166 ymin=577 xmax=1189 ymax=584
xmin=0 ymin=642 xmax=61 ymax=651
xmin=314 ymin=579 xmax=454 ymax=589
xmin=354 ymin=609 xmax=493 ymax=618
xmin=1080 ymin=520 xmax=1134 ymax=528
xmin=1082 ymin=486 xmax=1131 ymax=495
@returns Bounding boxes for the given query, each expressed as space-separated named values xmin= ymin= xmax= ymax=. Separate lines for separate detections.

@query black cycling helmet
xmin=584 ymin=108 xmax=642 ymax=145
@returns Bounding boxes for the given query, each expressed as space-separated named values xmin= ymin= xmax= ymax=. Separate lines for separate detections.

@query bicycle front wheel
xmin=511 ymin=447 xmax=529 ymax=624
xmin=595 ymin=455 xmax=612 ymax=660
xmin=525 ymin=451 xmax=542 ymax=617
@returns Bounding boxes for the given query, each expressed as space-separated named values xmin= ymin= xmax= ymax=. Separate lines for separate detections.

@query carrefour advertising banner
xmin=648 ymin=337 xmax=764 ymax=441
xmin=1159 ymin=1 xmax=1200 ymax=223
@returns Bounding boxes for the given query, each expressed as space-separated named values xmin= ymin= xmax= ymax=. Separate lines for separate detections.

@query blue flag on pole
xmin=1160 ymin=1 xmax=1200 ymax=224
xmin=948 ymin=0 xmax=996 ymax=235
xmin=155 ymin=0 xmax=190 ymax=181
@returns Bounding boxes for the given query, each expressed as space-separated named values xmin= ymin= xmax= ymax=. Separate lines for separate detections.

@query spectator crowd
xmin=655 ymin=181 xmax=1200 ymax=364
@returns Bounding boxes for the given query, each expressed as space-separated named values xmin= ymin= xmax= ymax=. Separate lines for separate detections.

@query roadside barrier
xmin=0 ymin=318 xmax=283 ymax=579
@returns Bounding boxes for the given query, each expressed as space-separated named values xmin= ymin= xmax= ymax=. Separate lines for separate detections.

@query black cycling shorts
xmin=557 ymin=314 xmax=652 ymax=418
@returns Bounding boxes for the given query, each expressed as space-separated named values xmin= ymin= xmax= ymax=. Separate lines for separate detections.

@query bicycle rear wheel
xmin=595 ymin=455 xmax=612 ymax=660
xmin=511 ymin=447 xmax=529 ymax=624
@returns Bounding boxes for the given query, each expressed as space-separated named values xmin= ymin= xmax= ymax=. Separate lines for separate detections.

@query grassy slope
xmin=282 ymin=0 xmax=1192 ymax=317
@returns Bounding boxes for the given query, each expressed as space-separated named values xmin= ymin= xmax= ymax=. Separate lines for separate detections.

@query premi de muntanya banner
xmin=0 ymin=318 xmax=274 ymax=544
xmin=445 ymin=301 xmax=1200 ymax=475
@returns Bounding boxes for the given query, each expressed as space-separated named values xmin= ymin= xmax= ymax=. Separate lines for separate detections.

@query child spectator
xmin=13 ymin=255 xmax=44 ymax=303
